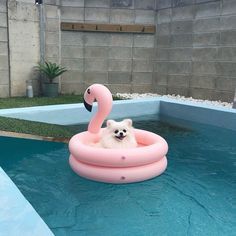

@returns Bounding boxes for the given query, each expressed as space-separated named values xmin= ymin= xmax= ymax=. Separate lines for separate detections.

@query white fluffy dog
xmin=100 ymin=119 xmax=138 ymax=149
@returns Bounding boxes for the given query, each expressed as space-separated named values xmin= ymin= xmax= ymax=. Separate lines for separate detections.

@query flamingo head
xmin=83 ymin=84 xmax=113 ymax=113
xmin=83 ymin=86 xmax=94 ymax=112
xmin=83 ymin=84 xmax=113 ymax=133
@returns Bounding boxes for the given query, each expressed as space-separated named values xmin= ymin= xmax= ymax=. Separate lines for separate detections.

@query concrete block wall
xmin=60 ymin=0 xmax=156 ymax=94
xmin=155 ymin=0 xmax=236 ymax=102
xmin=0 ymin=0 xmax=9 ymax=97
xmin=1 ymin=0 xmax=236 ymax=102
xmin=44 ymin=3 xmax=61 ymax=91
xmin=7 ymin=0 xmax=40 ymax=96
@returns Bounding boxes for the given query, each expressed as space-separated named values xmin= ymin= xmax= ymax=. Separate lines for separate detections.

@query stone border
xmin=0 ymin=130 xmax=69 ymax=143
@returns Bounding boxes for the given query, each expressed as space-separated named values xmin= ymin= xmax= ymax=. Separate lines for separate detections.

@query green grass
xmin=0 ymin=116 xmax=76 ymax=139
xmin=0 ymin=95 xmax=84 ymax=109
xmin=0 ymin=94 xmax=123 ymax=139
xmin=0 ymin=94 xmax=123 ymax=109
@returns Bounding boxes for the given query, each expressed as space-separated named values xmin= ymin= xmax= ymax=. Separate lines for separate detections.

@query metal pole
xmin=36 ymin=0 xmax=45 ymax=95
xmin=6 ymin=0 xmax=11 ymax=97
xmin=39 ymin=2 xmax=45 ymax=64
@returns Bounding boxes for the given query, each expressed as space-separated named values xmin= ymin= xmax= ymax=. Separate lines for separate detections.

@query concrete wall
xmin=58 ymin=0 xmax=236 ymax=101
xmin=59 ymin=0 xmax=156 ymax=94
xmin=8 ymin=0 xmax=40 ymax=96
xmin=155 ymin=0 xmax=236 ymax=102
xmin=0 ymin=0 xmax=9 ymax=97
xmin=1 ymin=0 xmax=236 ymax=102
xmin=44 ymin=3 xmax=61 ymax=91
xmin=0 ymin=0 xmax=40 ymax=97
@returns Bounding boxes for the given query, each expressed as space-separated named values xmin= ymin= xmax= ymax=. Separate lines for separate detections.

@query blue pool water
xmin=0 ymin=116 xmax=236 ymax=236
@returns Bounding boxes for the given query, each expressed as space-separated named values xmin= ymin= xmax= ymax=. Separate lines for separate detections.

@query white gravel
xmin=115 ymin=93 xmax=233 ymax=109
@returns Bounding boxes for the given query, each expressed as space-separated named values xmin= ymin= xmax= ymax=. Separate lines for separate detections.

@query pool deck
xmin=0 ymin=97 xmax=235 ymax=129
xmin=0 ymin=167 xmax=54 ymax=236
xmin=0 ymin=97 xmax=235 ymax=235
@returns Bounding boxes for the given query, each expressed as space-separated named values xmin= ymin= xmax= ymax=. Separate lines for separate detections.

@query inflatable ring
xmin=69 ymin=84 xmax=168 ymax=183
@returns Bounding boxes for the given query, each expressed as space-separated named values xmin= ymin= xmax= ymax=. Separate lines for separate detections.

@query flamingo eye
xmin=87 ymin=88 xmax=91 ymax=94
xmin=123 ymin=129 xmax=127 ymax=133
xmin=114 ymin=130 xmax=119 ymax=134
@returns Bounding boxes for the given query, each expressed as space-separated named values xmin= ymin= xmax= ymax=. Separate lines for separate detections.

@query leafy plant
xmin=36 ymin=61 xmax=67 ymax=83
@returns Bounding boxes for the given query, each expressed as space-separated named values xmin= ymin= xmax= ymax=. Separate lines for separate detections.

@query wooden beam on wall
xmin=61 ymin=22 xmax=156 ymax=34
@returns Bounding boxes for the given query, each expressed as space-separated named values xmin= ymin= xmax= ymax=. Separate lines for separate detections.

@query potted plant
xmin=36 ymin=61 xmax=67 ymax=97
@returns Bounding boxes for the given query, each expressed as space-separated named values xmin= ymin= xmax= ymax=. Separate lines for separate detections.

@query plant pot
xmin=43 ymin=83 xmax=59 ymax=97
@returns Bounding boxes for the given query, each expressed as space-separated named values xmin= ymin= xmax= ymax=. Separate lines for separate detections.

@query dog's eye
xmin=87 ymin=88 xmax=90 ymax=94
xmin=114 ymin=130 xmax=119 ymax=134
xmin=123 ymin=129 xmax=127 ymax=133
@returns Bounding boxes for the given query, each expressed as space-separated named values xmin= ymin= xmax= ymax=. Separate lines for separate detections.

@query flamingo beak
xmin=83 ymin=99 xmax=92 ymax=112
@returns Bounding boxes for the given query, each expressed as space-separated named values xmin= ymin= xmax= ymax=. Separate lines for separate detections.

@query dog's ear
xmin=106 ymin=120 xmax=115 ymax=127
xmin=124 ymin=119 xmax=133 ymax=127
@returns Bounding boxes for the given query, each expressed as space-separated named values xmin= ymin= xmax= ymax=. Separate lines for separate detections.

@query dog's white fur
xmin=100 ymin=119 xmax=137 ymax=149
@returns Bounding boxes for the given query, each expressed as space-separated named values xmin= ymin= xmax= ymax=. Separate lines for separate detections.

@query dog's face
xmin=106 ymin=119 xmax=133 ymax=142
xmin=101 ymin=119 xmax=137 ymax=148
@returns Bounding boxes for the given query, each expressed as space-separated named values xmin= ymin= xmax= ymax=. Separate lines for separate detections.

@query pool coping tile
xmin=0 ymin=167 xmax=54 ymax=236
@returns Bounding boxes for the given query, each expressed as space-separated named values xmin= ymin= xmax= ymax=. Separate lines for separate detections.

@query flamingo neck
xmin=88 ymin=88 xmax=112 ymax=134
xmin=88 ymin=110 xmax=106 ymax=133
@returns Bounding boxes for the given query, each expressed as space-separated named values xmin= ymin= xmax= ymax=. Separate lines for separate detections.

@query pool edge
xmin=0 ymin=167 xmax=54 ymax=236
xmin=0 ymin=97 xmax=235 ymax=129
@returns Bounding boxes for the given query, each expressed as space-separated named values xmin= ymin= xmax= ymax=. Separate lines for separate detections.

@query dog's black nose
xmin=119 ymin=132 xmax=124 ymax=136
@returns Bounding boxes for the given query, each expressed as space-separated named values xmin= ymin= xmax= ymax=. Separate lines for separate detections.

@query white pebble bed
xmin=115 ymin=93 xmax=233 ymax=109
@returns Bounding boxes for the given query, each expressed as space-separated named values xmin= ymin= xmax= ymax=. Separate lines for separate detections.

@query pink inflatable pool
xmin=69 ymin=84 xmax=168 ymax=183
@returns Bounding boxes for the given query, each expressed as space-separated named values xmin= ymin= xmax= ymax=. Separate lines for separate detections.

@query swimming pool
xmin=1 ymin=115 xmax=235 ymax=236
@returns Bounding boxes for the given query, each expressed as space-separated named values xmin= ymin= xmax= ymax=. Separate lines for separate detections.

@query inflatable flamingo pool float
xmin=69 ymin=84 xmax=168 ymax=183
